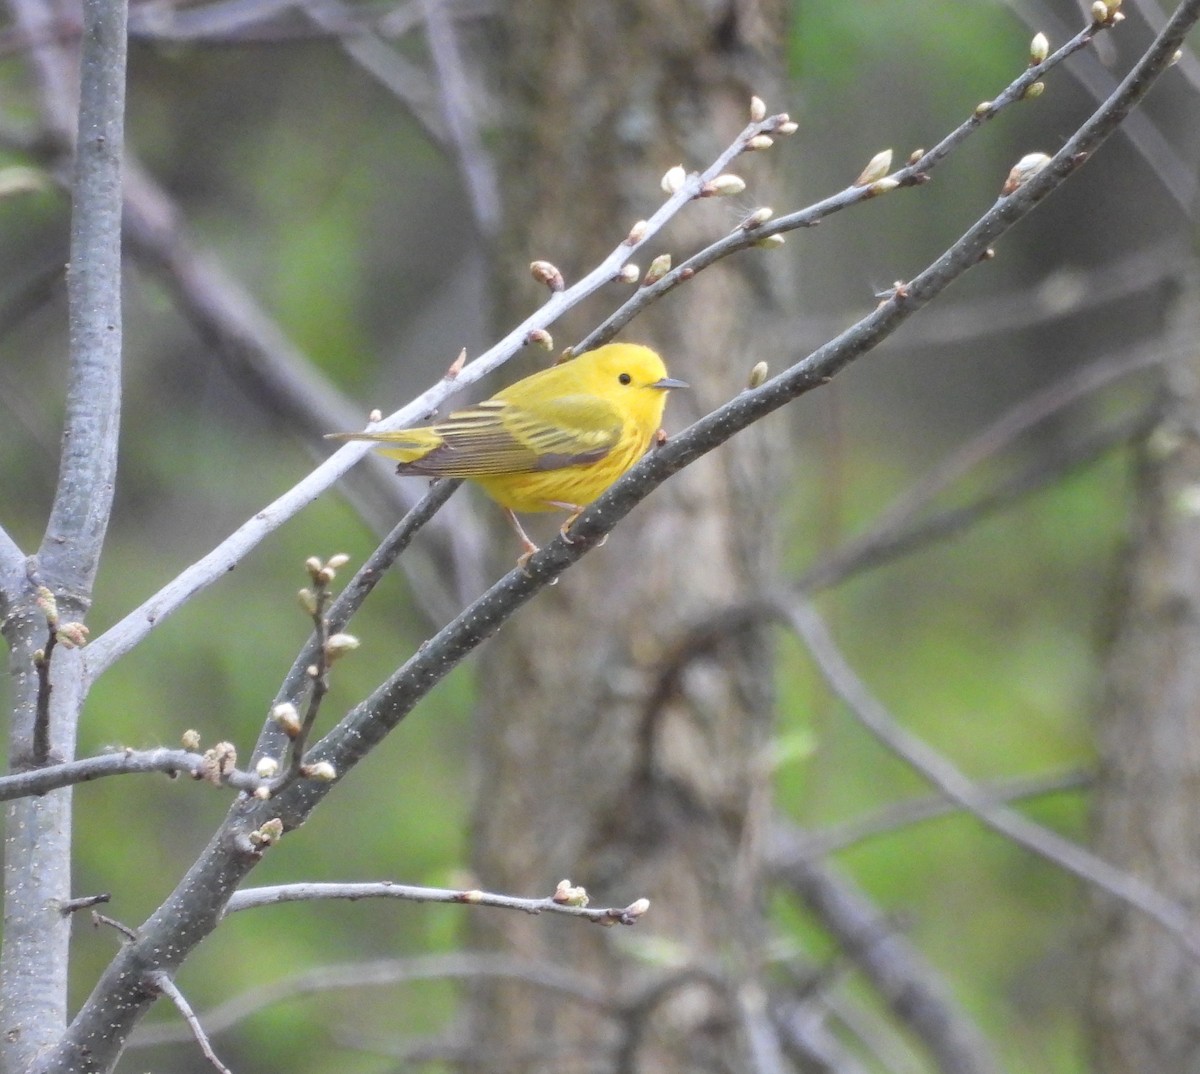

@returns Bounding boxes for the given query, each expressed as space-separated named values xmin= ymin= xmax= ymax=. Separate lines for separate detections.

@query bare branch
xmin=576 ymin=13 xmax=1113 ymax=354
xmin=129 ymin=954 xmax=609 ymax=1047
xmin=0 ymin=746 xmax=268 ymax=803
xmin=147 ymin=972 xmax=233 ymax=1074
xmin=421 ymin=0 xmax=500 ymax=233
xmin=798 ymin=769 xmax=1091 ymax=859
xmin=226 ymin=879 xmax=651 ymax=926
xmin=786 ymin=598 xmax=1200 ymax=958
xmin=771 ymin=828 xmax=1002 ymax=1074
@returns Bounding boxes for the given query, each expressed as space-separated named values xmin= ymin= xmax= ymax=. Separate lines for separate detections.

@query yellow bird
xmin=329 ymin=342 xmax=687 ymax=559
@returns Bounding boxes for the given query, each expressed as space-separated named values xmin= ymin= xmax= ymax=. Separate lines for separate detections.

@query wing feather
xmin=398 ymin=396 xmax=622 ymax=477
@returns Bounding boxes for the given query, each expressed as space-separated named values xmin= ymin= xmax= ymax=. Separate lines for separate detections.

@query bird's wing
xmin=406 ymin=395 xmax=623 ymax=476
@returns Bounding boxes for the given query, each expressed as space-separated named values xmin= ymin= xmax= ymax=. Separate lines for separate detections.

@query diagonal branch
xmin=786 ymin=598 xmax=1200 ymax=957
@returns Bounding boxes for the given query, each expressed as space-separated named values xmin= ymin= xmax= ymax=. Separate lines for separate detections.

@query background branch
xmin=787 ymin=599 xmax=1200 ymax=956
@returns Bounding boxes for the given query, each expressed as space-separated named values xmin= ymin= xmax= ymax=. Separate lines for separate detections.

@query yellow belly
xmin=473 ymin=436 xmax=645 ymax=513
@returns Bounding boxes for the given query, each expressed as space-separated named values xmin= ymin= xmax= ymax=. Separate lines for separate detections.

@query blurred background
xmin=1 ymin=0 xmax=1198 ymax=1071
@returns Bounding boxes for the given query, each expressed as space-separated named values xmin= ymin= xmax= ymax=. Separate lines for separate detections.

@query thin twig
xmin=147 ymin=971 xmax=234 ymax=1074
xmin=421 ymin=0 xmax=500 ymax=233
xmin=797 ymin=769 xmax=1091 ymax=859
xmin=771 ymin=827 xmax=1003 ymax=1074
xmin=0 ymin=746 xmax=266 ymax=802
xmin=252 ymin=479 xmax=460 ymax=772
xmin=226 ymin=880 xmax=650 ymax=926
xmin=575 ymin=14 xmax=1112 ymax=354
xmin=31 ymin=628 xmax=55 ymax=765
xmin=787 ymin=598 xmax=1200 ymax=958
xmin=129 ymin=954 xmax=610 ymax=1047
xmin=58 ymin=893 xmax=110 ymax=916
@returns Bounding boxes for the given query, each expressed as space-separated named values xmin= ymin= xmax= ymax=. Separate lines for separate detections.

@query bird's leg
xmin=548 ymin=502 xmax=606 ymax=547
xmin=504 ymin=508 xmax=540 ymax=570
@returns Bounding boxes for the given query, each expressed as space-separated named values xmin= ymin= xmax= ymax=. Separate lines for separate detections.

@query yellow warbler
xmin=329 ymin=342 xmax=686 ymax=558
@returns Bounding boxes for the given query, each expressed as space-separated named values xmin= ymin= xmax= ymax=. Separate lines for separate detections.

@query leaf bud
xmin=181 ymin=729 xmax=202 ymax=751
xmin=1001 ymin=152 xmax=1052 ymax=195
xmin=625 ymin=219 xmax=648 ymax=245
xmin=250 ymin=818 xmax=284 ymax=847
xmin=625 ymin=897 xmax=651 ymax=918
xmin=304 ymin=556 xmax=323 ymax=580
xmin=775 ymin=120 xmax=798 ymax=136
xmin=324 ymin=633 xmax=360 ymax=661
xmin=298 ymin=588 xmax=318 ymax=615
xmin=660 ymin=165 xmax=687 ymax=194
xmin=368 ymin=408 xmax=383 ymax=423
xmin=754 ymin=234 xmax=786 ymax=249
xmin=617 ymin=263 xmax=641 ymax=284
xmin=1029 ymin=32 xmax=1049 ymax=65
xmin=747 ymin=361 xmax=769 ymax=389
xmin=702 ymin=174 xmax=746 ymax=197
xmin=642 ymin=254 xmax=672 ymax=287
xmin=854 ymin=149 xmax=893 ymax=187
xmin=867 ymin=177 xmax=901 ymax=197
xmin=272 ymin=702 xmax=303 ymax=737
xmin=1091 ymin=1 xmax=1109 ymax=22
xmin=56 ymin=622 xmax=90 ymax=648
xmin=525 ymin=328 xmax=553 ymax=350
xmin=745 ymin=134 xmax=774 ymax=151
xmin=35 ymin=586 xmax=58 ymax=626
xmin=326 ymin=553 xmax=351 ymax=571
xmin=1023 ymin=81 xmax=1045 ymax=100
xmin=529 ymin=260 xmax=565 ymax=291
xmin=749 ymin=95 xmax=766 ymax=122
xmin=302 ymin=760 xmax=337 ymax=782
xmin=974 ymin=100 xmax=993 ymax=117
xmin=553 ymin=879 xmax=590 ymax=906
xmin=255 ymin=757 xmax=279 ymax=778
xmin=738 ymin=207 xmax=774 ymax=231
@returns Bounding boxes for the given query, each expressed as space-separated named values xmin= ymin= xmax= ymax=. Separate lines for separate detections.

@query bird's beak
xmin=651 ymin=376 xmax=689 ymax=390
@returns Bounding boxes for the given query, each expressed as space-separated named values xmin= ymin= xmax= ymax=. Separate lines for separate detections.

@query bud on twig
xmin=642 ymin=254 xmax=672 ymax=287
xmin=617 ymin=264 xmax=640 ymax=284
xmin=56 ymin=622 xmax=89 ymax=649
xmin=701 ymin=174 xmax=746 ymax=197
xmin=1029 ymin=32 xmax=1049 ymax=64
xmin=181 ymin=729 xmax=202 ymax=751
xmin=445 ymin=348 xmax=466 ymax=379
xmin=255 ymin=757 xmax=279 ymax=779
xmin=1001 ymin=152 xmax=1051 ymax=195
xmin=625 ymin=219 xmax=648 ymax=245
xmin=738 ymin=207 xmax=774 ymax=231
xmin=35 ymin=586 xmax=58 ymax=626
xmin=660 ymin=165 xmax=687 ymax=194
xmin=854 ymin=149 xmax=893 ymax=187
xmin=553 ymin=879 xmax=590 ymax=906
xmin=302 ymin=761 xmax=337 ymax=782
xmin=749 ymin=95 xmax=766 ymax=122
xmin=529 ymin=260 xmax=565 ymax=292
xmin=745 ymin=134 xmax=774 ymax=151
xmin=1023 ymin=81 xmax=1045 ymax=100
xmin=324 ymin=633 xmax=360 ymax=662
xmin=747 ymin=361 xmax=769 ymax=389
xmin=525 ymin=328 xmax=553 ymax=351
xmin=272 ymin=702 xmax=303 ymax=738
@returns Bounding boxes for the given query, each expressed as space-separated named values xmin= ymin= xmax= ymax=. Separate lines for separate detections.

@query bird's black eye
xmin=618 ymin=372 xmax=632 ymax=385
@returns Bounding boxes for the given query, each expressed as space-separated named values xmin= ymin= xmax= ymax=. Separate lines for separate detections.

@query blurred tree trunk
xmin=1088 ymin=273 xmax=1200 ymax=1073
xmin=466 ymin=2 xmax=787 ymax=1071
